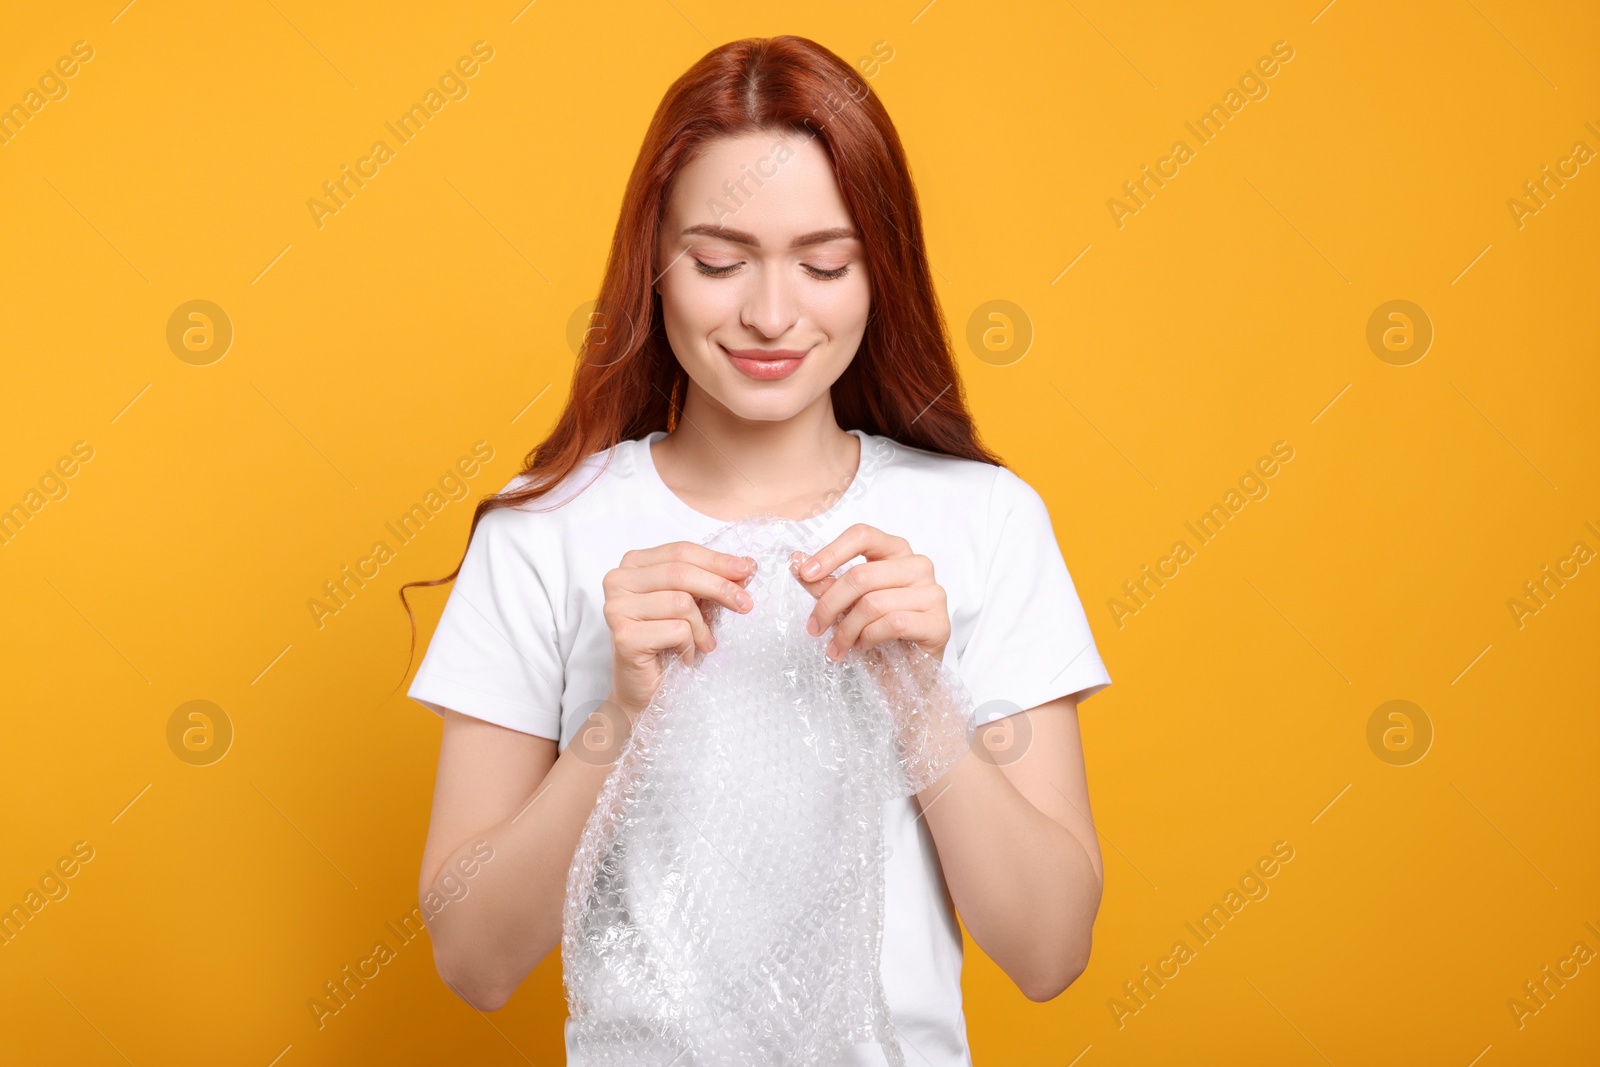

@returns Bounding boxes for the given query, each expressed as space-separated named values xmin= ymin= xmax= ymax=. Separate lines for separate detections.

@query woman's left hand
xmin=788 ymin=523 xmax=951 ymax=664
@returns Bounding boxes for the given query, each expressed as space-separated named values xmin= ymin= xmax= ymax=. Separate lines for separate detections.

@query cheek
xmin=809 ymin=279 xmax=871 ymax=338
xmin=660 ymin=278 xmax=732 ymax=348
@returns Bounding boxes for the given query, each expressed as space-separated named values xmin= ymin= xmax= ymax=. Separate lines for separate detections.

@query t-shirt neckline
xmin=632 ymin=427 xmax=882 ymax=532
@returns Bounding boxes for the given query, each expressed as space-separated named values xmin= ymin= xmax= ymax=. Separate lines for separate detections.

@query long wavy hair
xmin=399 ymin=34 xmax=1003 ymax=670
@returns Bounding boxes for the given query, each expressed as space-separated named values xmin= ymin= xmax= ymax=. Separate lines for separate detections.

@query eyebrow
xmin=679 ymin=223 xmax=860 ymax=249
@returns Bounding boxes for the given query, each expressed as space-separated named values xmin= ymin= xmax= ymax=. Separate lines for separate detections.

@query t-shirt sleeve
xmin=956 ymin=466 xmax=1112 ymax=727
xmin=406 ymin=506 xmax=565 ymax=740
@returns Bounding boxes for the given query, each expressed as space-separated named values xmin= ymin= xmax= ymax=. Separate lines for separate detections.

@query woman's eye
xmin=690 ymin=258 xmax=853 ymax=280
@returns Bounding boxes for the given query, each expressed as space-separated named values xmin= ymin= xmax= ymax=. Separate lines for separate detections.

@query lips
xmin=722 ymin=344 xmax=809 ymax=381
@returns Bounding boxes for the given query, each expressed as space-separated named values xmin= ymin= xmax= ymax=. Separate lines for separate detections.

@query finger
xmin=793 ymin=523 xmax=909 ymax=583
xmin=801 ymin=556 xmax=929 ymax=637
xmin=625 ymin=589 xmax=717 ymax=651
xmin=618 ymin=616 xmax=699 ymax=665
xmin=825 ymin=585 xmax=943 ymax=657
xmin=625 ymin=559 xmax=757 ymax=616
xmin=852 ymin=608 xmax=947 ymax=660
xmin=789 ymin=570 xmax=835 ymax=604
xmin=787 ymin=551 xmax=833 ymax=598
xmin=621 ymin=541 xmax=758 ymax=586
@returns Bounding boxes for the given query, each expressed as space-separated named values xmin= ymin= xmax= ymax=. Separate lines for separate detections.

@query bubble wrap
xmin=562 ymin=516 xmax=976 ymax=1066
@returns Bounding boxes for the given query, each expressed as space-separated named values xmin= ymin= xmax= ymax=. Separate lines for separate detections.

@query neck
xmin=652 ymin=393 xmax=860 ymax=522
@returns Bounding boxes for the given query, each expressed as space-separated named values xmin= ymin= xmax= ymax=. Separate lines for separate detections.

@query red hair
xmin=400 ymin=34 xmax=1003 ymax=667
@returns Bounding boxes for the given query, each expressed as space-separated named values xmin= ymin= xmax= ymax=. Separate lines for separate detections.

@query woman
xmin=403 ymin=34 xmax=1111 ymax=1064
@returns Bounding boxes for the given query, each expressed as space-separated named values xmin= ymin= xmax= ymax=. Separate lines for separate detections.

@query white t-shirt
xmin=408 ymin=427 xmax=1112 ymax=1065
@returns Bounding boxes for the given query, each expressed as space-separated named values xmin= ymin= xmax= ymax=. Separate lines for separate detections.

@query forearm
xmin=424 ymin=710 xmax=627 ymax=1010
xmin=916 ymin=754 xmax=1102 ymax=1000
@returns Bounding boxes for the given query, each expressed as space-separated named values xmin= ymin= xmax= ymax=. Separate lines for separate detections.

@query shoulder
xmin=871 ymin=434 xmax=1043 ymax=526
xmin=469 ymin=440 xmax=633 ymax=547
xmin=870 ymin=433 xmax=1010 ymax=501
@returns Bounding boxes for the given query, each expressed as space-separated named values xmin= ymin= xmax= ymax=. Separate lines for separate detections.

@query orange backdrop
xmin=2 ymin=1 xmax=1596 ymax=1064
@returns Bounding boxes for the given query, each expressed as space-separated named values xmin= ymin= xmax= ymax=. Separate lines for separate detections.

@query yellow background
xmin=3 ymin=0 xmax=1596 ymax=1063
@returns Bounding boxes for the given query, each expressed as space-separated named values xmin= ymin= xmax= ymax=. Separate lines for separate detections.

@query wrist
xmin=560 ymin=693 xmax=638 ymax=769
xmin=604 ymin=690 xmax=647 ymax=730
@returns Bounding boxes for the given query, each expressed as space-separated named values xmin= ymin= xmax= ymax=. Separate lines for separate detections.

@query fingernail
xmin=744 ymin=557 xmax=757 ymax=572
xmin=736 ymin=592 xmax=753 ymax=611
xmin=802 ymin=560 xmax=820 ymax=578
xmin=806 ymin=616 xmax=818 ymax=635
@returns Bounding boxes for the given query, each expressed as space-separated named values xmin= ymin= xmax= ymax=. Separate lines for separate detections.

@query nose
xmin=739 ymin=264 xmax=801 ymax=338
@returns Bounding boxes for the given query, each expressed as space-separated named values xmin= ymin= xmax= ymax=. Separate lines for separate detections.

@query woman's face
xmin=654 ymin=129 xmax=871 ymax=424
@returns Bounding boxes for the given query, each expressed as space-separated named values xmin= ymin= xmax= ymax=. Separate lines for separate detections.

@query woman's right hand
xmin=601 ymin=542 xmax=758 ymax=720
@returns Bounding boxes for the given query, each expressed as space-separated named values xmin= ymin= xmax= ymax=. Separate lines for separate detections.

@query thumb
xmin=787 ymin=551 xmax=834 ymax=600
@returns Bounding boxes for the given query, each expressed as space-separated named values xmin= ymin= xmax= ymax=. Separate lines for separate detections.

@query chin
xmin=717 ymin=395 xmax=812 ymax=424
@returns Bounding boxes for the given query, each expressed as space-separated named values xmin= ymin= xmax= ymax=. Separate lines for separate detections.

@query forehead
xmin=663 ymin=130 xmax=853 ymax=236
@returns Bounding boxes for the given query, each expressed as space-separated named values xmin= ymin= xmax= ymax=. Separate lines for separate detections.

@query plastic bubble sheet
xmin=562 ymin=516 xmax=976 ymax=1066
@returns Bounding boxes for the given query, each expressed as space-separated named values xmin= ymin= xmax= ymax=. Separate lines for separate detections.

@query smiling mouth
xmin=722 ymin=344 xmax=810 ymax=381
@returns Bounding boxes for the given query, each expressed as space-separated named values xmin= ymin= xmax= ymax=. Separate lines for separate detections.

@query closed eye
xmin=692 ymin=258 xmax=852 ymax=281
